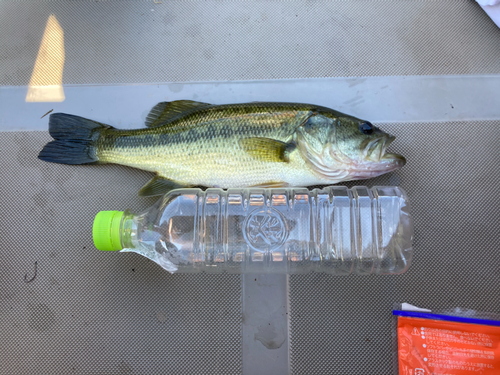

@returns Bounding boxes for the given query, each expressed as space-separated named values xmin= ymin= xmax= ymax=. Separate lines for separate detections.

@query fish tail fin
xmin=38 ymin=113 xmax=113 ymax=164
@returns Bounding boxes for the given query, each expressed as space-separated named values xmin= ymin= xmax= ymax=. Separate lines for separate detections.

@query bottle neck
xmin=120 ymin=211 xmax=138 ymax=249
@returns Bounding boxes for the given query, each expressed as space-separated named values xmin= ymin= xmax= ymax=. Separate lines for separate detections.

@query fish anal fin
xmin=249 ymin=181 xmax=289 ymax=188
xmin=138 ymin=175 xmax=186 ymax=196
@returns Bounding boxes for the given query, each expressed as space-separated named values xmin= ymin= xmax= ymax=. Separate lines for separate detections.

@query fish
xmin=38 ymin=100 xmax=406 ymax=196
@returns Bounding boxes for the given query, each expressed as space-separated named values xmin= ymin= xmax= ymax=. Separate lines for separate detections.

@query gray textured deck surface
xmin=1 ymin=0 xmax=500 ymax=374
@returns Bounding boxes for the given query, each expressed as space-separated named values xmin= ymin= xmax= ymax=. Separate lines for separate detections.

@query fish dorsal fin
xmin=145 ymin=100 xmax=211 ymax=127
xmin=239 ymin=137 xmax=295 ymax=163
xmin=138 ymin=175 xmax=187 ymax=196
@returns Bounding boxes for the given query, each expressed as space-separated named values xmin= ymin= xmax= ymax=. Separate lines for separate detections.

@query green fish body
xmin=39 ymin=101 xmax=405 ymax=196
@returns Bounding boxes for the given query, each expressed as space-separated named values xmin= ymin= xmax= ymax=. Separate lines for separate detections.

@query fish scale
xmin=96 ymin=104 xmax=313 ymax=188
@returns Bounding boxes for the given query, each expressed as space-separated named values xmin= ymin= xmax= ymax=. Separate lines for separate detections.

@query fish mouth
xmin=363 ymin=136 xmax=405 ymax=164
xmin=381 ymin=152 xmax=406 ymax=165
xmin=352 ymin=136 xmax=406 ymax=179
xmin=362 ymin=136 xmax=398 ymax=161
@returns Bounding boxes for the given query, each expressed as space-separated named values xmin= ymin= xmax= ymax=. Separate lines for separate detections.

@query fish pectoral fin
xmin=239 ymin=137 xmax=295 ymax=163
xmin=138 ymin=176 xmax=186 ymax=197
xmin=249 ymin=181 xmax=289 ymax=188
xmin=145 ymin=100 xmax=211 ymax=127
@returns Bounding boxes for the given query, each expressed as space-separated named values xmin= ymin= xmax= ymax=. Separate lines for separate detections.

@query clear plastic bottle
xmin=93 ymin=186 xmax=413 ymax=274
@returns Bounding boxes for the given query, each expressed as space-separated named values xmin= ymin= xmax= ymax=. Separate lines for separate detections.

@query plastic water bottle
xmin=93 ymin=186 xmax=413 ymax=274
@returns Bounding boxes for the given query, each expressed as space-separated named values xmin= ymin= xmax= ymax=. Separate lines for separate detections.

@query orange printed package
xmin=394 ymin=310 xmax=500 ymax=375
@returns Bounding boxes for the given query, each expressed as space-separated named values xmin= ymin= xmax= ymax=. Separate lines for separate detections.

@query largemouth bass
xmin=38 ymin=100 xmax=405 ymax=196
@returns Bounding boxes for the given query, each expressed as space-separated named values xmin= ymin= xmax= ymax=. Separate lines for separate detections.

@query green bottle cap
xmin=93 ymin=211 xmax=124 ymax=251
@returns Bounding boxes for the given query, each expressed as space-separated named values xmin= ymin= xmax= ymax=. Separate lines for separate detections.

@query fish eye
xmin=359 ymin=122 xmax=374 ymax=135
